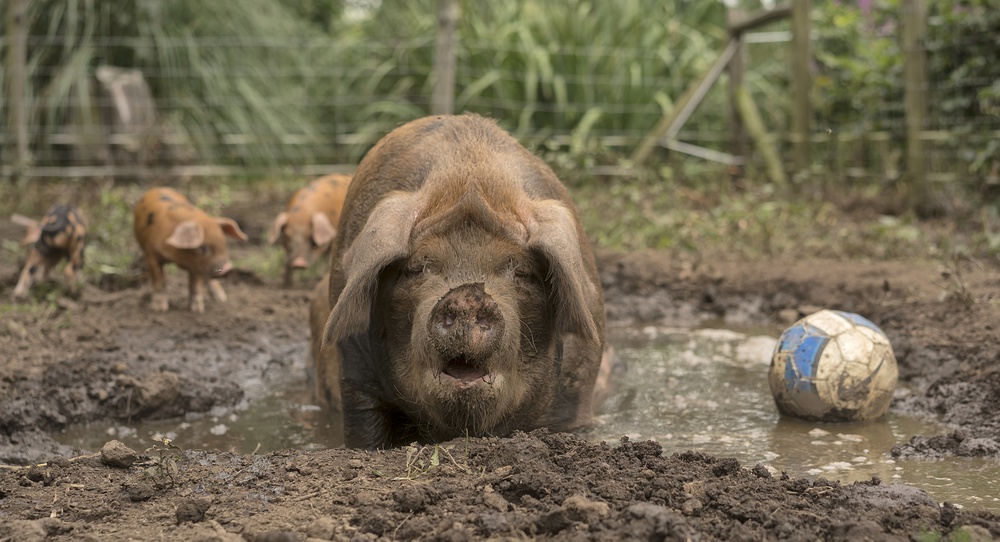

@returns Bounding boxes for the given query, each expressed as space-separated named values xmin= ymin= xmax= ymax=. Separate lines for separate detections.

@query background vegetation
xmin=1 ymin=0 xmax=998 ymax=289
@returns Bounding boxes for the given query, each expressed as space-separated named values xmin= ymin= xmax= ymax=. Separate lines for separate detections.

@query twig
xmin=0 ymin=452 xmax=101 ymax=471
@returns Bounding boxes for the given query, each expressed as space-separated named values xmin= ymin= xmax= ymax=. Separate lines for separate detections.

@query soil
xmin=2 ymin=200 xmax=1000 ymax=540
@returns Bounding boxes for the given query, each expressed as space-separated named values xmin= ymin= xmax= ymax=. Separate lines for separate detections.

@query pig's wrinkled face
xmin=378 ymin=225 xmax=555 ymax=435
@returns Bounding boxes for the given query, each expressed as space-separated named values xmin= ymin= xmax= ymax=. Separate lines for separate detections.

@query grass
xmin=566 ymin=167 xmax=1000 ymax=265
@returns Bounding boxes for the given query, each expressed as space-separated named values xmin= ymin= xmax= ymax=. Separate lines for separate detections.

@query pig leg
xmin=144 ymin=253 xmax=169 ymax=312
xmin=64 ymin=243 xmax=85 ymax=294
xmin=208 ymin=279 xmax=227 ymax=302
xmin=188 ymin=272 xmax=207 ymax=313
xmin=282 ymin=260 xmax=294 ymax=288
xmin=12 ymin=253 xmax=42 ymax=300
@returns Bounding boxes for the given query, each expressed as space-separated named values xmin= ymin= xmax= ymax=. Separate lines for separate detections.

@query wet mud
xmin=1 ymin=229 xmax=999 ymax=539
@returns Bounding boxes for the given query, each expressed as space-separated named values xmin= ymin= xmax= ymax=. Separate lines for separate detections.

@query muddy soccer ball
xmin=768 ymin=309 xmax=898 ymax=422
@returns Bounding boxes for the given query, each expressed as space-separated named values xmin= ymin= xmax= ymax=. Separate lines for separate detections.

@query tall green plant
xmin=3 ymin=0 xmax=330 ymax=167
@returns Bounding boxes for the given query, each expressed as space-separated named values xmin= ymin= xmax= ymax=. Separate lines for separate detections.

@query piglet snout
xmin=291 ymin=256 xmax=309 ymax=269
xmin=213 ymin=261 xmax=233 ymax=277
xmin=429 ymin=283 xmax=504 ymax=362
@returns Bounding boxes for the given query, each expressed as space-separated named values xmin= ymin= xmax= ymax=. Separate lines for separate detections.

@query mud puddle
xmin=588 ymin=326 xmax=1000 ymax=511
xmin=51 ymin=326 xmax=1000 ymax=511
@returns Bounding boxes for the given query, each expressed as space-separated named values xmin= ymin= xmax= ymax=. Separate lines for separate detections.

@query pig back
xmin=333 ymin=115 xmax=580 ymax=258
xmin=133 ymin=187 xmax=223 ymax=266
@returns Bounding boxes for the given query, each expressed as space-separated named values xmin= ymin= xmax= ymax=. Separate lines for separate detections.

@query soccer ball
xmin=768 ymin=309 xmax=898 ymax=422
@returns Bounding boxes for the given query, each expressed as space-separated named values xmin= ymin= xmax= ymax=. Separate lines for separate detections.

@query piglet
xmin=268 ymin=173 xmax=351 ymax=287
xmin=133 ymin=187 xmax=247 ymax=313
xmin=11 ymin=205 xmax=87 ymax=299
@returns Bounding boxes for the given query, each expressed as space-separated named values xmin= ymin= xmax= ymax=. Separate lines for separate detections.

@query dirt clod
xmin=100 ymin=439 xmax=139 ymax=468
xmin=176 ymin=497 xmax=212 ymax=524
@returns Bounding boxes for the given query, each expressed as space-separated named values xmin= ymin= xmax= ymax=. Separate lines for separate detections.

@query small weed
xmin=393 ymin=443 xmax=469 ymax=481
xmin=934 ymin=250 xmax=983 ymax=306
xmin=139 ymin=437 xmax=185 ymax=489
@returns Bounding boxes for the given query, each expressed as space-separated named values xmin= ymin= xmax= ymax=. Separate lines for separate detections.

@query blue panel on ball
xmin=793 ymin=334 xmax=829 ymax=381
xmin=833 ymin=310 xmax=885 ymax=335
xmin=776 ymin=323 xmax=829 ymax=395
xmin=777 ymin=324 xmax=807 ymax=353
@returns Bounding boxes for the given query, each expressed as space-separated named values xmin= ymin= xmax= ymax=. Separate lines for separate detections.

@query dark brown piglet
xmin=11 ymin=205 xmax=87 ymax=299
xmin=268 ymin=173 xmax=351 ymax=287
xmin=133 ymin=187 xmax=247 ymax=313
xmin=319 ymin=114 xmax=606 ymax=449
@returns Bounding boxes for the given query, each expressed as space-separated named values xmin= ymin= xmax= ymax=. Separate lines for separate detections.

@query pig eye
xmin=510 ymin=260 xmax=537 ymax=282
xmin=403 ymin=258 xmax=430 ymax=278
xmin=198 ymin=244 xmax=213 ymax=256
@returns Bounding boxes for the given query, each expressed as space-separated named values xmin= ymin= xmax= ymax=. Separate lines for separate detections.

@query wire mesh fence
xmin=1 ymin=0 xmax=997 ymax=197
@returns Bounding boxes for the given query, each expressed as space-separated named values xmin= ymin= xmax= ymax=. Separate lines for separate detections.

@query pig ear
xmin=166 ymin=220 xmax=205 ymax=249
xmin=311 ymin=212 xmax=337 ymax=247
xmin=527 ymin=201 xmax=600 ymax=343
xmin=324 ymin=193 xmax=419 ymax=347
xmin=267 ymin=212 xmax=288 ymax=245
xmin=216 ymin=218 xmax=248 ymax=241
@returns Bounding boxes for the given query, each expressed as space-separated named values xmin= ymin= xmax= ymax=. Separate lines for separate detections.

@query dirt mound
xmin=2 ymin=430 xmax=997 ymax=541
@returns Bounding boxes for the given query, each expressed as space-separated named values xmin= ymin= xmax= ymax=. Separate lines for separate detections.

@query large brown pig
xmin=320 ymin=114 xmax=606 ymax=449
xmin=11 ymin=205 xmax=87 ymax=299
xmin=133 ymin=187 xmax=247 ymax=313
xmin=267 ymin=173 xmax=351 ymax=287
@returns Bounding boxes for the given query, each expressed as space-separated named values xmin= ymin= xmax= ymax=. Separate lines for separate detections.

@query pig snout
xmin=428 ymin=283 xmax=505 ymax=368
xmin=291 ymin=256 xmax=309 ymax=269
xmin=213 ymin=261 xmax=233 ymax=277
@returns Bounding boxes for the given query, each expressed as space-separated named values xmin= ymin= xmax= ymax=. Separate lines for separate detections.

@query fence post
xmin=902 ymin=0 xmax=927 ymax=206
xmin=431 ymin=0 xmax=459 ymax=116
xmin=727 ymin=8 xmax=748 ymax=181
xmin=790 ymin=0 xmax=811 ymax=181
xmin=5 ymin=0 xmax=30 ymax=175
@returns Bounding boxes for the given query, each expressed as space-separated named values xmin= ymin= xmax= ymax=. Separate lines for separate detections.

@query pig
xmin=267 ymin=173 xmax=351 ymax=287
xmin=319 ymin=114 xmax=606 ymax=449
xmin=133 ymin=187 xmax=247 ymax=313
xmin=11 ymin=205 xmax=87 ymax=299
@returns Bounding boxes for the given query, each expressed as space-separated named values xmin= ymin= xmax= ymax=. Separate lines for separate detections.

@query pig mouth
xmin=442 ymin=355 xmax=495 ymax=387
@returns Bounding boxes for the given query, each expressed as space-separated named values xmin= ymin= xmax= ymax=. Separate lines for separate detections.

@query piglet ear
xmin=526 ymin=200 xmax=600 ymax=344
xmin=216 ymin=217 xmax=248 ymax=241
xmin=311 ymin=212 xmax=337 ymax=247
xmin=267 ymin=212 xmax=288 ymax=245
xmin=166 ymin=220 xmax=205 ymax=249
xmin=324 ymin=193 xmax=419 ymax=348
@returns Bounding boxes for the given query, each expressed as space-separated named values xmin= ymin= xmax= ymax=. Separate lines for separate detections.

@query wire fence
xmin=2 ymin=1 xmax=997 ymax=196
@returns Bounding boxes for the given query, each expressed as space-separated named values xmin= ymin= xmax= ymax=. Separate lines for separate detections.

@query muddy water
xmin=54 ymin=326 xmax=1000 ymax=511
xmin=589 ymin=326 xmax=1000 ymax=512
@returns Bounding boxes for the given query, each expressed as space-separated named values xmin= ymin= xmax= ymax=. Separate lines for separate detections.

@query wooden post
xmin=632 ymin=39 xmax=740 ymax=166
xmin=727 ymin=8 xmax=748 ymax=180
xmin=431 ymin=0 xmax=459 ymax=116
xmin=902 ymin=0 xmax=927 ymax=206
xmin=736 ymin=86 xmax=788 ymax=187
xmin=790 ymin=0 xmax=811 ymax=179
xmin=6 ymin=0 xmax=30 ymax=172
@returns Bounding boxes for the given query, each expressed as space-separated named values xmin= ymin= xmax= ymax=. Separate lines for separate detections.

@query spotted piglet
xmin=267 ymin=173 xmax=351 ymax=287
xmin=133 ymin=187 xmax=247 ymax=313
xmin=11 ymin=205 xmax=87 ymax=299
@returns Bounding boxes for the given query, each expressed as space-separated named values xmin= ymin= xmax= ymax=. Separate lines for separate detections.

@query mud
xmin=2 ymin=218 xmax=1000 ymax=539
